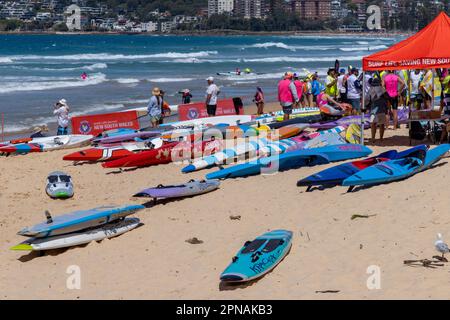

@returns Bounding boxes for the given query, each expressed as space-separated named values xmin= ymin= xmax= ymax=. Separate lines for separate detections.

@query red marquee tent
xmin=362 ymin=12 xmax=450 ymax=71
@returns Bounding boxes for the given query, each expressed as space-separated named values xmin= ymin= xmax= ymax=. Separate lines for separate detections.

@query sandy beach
xmin=1 ymin=102 xmax=450 ymax=300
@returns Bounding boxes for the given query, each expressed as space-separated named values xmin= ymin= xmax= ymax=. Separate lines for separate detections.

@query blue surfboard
xmin=206 ymin=144 xmax=372 ymax=180
xmin=18 ymin=204 xmax=145 ymax=238
xmin=297 ymin=145 xmax=428 ymax=189
xmin=342 ymin=144 xmax=450 ymax=190
xmin=220 ymin=230 xmax=293 ymax=283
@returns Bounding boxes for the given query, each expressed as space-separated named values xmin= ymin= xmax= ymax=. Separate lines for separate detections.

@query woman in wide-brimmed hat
xmin=147 ymin=87 xmax=162 ymax=128
xmin=30 ymin=125 xmax=49 ymax=138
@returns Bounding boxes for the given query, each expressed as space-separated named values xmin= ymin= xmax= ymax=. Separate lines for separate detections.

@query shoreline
xmin=0 ymin=30 xmax=409 ymax=37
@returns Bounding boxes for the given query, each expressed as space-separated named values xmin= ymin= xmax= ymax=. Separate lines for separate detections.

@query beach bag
xmin=409 ymin=121 xmax=427 ymax=140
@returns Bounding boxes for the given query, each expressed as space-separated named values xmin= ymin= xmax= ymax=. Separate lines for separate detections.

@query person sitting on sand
xmin=53 ymin=99 xmax=70 ymax=136
xmin=147 ymin=87 xmax=162 ymax=128
xmin=278 ymin=72 xmax=299 ymax=121
xmin=366 ymin=77 xmax=388 ymax=143
xmin=253 ymin=87 xmax=265 ymax=115
xmin=30 ymin=125 xmax=49 ymax=138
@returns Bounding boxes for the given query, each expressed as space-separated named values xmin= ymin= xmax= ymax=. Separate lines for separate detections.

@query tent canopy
xmin=363 ymin=12 xmax=450 ymax=71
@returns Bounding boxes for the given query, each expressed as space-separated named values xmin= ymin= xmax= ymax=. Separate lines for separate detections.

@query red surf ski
xmin=63 ymin=146 xmax=136 ymax=162
xmin=102 ymin=139 xmax=222 ymax=168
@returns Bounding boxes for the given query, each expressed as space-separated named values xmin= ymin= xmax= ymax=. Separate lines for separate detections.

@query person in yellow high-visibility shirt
xmin=438 ymin=69 xmax=450 ymax=143
xmin=325 ymin=68 xmax=338 ymax=99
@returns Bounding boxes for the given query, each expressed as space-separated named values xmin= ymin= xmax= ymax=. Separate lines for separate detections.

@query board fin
xmin=10 ymin=243 xmax=33 ymax=251
xmin=45 ymin=210 xmax=53 ymax=224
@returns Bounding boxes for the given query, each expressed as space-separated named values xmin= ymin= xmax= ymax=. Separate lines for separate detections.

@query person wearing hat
xmin=178 ymin=89 xmax=193 ymax=104
xmin=366 ymin=77 xmax=388 ymax=143
xmin=53 ymin=99 xmax=70 ymax=135
xmin=30 ymin=125 xmax=49 ymax=138
xmin=277 ymin=72 xmax=299 ymax=120
xmin=346 ymin=68 xmax=362 ymax=114
xmin=205 ymin=77 xmax=220 ymax=117
xmin=293 ymin=73 xmax=306 ymax=108
xmin=147 ymin=87 xmax=163 ymax=128
xmin=325 ymin=68 xmax=338 ymax=99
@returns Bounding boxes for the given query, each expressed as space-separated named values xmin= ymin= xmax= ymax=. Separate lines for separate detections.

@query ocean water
xmin=0 ymin=34 xmax=401 ymax=134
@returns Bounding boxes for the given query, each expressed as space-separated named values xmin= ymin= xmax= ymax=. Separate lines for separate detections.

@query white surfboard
xmin=160 ymin=115 xmax=253 ymax=129
xmin=31 ymin=134 xmax=93 ymax=151
xmin=11 ymin=218 xmax=140 ymax=251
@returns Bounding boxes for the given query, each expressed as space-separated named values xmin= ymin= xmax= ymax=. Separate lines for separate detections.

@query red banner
xmin=71 ymin=110 xmax=140 ymax=136
xmin=178 ymin=98 xmax=242 ymax=121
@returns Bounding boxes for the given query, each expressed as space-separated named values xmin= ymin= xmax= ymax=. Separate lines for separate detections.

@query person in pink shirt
xmin=382 ymin=70 xmax=405 ymax=130
xmin=293 ymin=73 xmax=305 ymax=108
xmin=278 ymin=72 xmax=299 ymax=120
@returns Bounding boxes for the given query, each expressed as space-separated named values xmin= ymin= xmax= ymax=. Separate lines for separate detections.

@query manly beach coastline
xmin=1 ymin=28 xmax=450 ymax=301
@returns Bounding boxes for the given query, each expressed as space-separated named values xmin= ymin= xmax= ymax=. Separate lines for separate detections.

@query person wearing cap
xmin=30 ymin=125 xmax=49 ymax=138
xmin=178 ymin=89 xmax=193 ymax=104
xmin=278 ymin=72 xmax=299 ymax=120
xmin=325 ymin=68 xmax=338 ymax=99
xmin=346 ymin=68 xmax=362 ymax=114
xmin=365 ymin=77 xmax=388 ymax=143
xmin=53 ymin=99 xmax=70 ymax=135
xmin=337 ymin=68 xmax=347 ymax=102
xmin=293 ymin=73 xmax=305 ymax=108
xmin=147 ymin=87 xmax=162 ymax=128
xmin=205 ymin=77 xmax=220 ymax=117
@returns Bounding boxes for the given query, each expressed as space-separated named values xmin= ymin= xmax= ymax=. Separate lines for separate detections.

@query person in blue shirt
xmin=311 ymin=73 xmax=324 ymax=105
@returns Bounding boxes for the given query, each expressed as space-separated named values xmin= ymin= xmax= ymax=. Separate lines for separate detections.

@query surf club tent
xmin=359 ymin=11 xmax=450 ymax=144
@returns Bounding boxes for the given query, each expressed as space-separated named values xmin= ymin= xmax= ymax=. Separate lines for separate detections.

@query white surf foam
xmin=249 ymin=42 xmax=295 ymax=51
xmin=0 ymin=57 xmax=13 ymax=63
xmin=243 ymin=56 xmax=364 ymax=63
xmin=7 ymin=51 xmax=218 ymax=62
xmin=148 ymin=77 xmax=195 ymax=83
xmin=0 ymin=73 xmax=107 ymax=94
xmin=115 ymin=78 xmax=140 ymax=84
xmin=339 ymin=45 xmax=387 ymax=52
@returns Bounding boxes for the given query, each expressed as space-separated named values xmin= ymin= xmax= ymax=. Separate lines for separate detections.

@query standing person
xmin=420 ymin=69 xmax=434 ymax=109
xmin=346 ymin=68 xmax=362 ymax=114
xmin=398 ymin=70 xmax=409 ymax=107
xmin=277 ymin=72 xmax=299 ymax=121
xmin=337 ymin=68 xmax=347 ymax=102
xmin=293 ymin=73 xmax=305 ymax=107
xmin=365 ymin=77 xmax=388 ymax=143
xmin=409 ymin=69 xmax=424 ymax=110
xmin=253 ymin=87 xmax=265 ymax=115
xmin=311 ymin=74 xmax=322 ymax=105
xmin=205 ymin=76 xmax=220 ymax=117
xmin=158 ymin=90 xmax=171 ymax=124
xmin=382 ymin=70 xmax=405 ymax=130
xmin=304 ymin=76 xmax=313 ymax=107
xmin=147 ymin=87 xmax=162 ymax=128
xmin=178 ymin=89 xmax=192 ymax=104
xmin=439 ymin=69 xmax=450 ymax=143
xmin=325 ymin=68 xmax=338 ymax=99
xmin=54 ymin=99 xmax=70 ymax=136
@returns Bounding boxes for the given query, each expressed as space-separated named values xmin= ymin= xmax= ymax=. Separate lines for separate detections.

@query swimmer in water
xmin=81 ymin=72 xmax=88 ymax=80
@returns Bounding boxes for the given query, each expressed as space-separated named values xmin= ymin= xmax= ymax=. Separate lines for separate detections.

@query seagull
xmin=435 ymin=233 xmax=450 ymax=259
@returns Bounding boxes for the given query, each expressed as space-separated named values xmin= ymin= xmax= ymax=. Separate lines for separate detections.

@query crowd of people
xmin=273 ymin=67 xmax=450 ymax=143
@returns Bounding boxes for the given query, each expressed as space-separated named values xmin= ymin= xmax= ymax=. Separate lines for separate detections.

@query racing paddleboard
xmin=17 ymin=205 xmax=145 ymax=238
xmin=220 ymin=230 xmax=292 ymax=283
xmin=134 ymin=179 xmax=220 ymax=199
xmin=11 ymin=218 xmax=140 ymax=251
